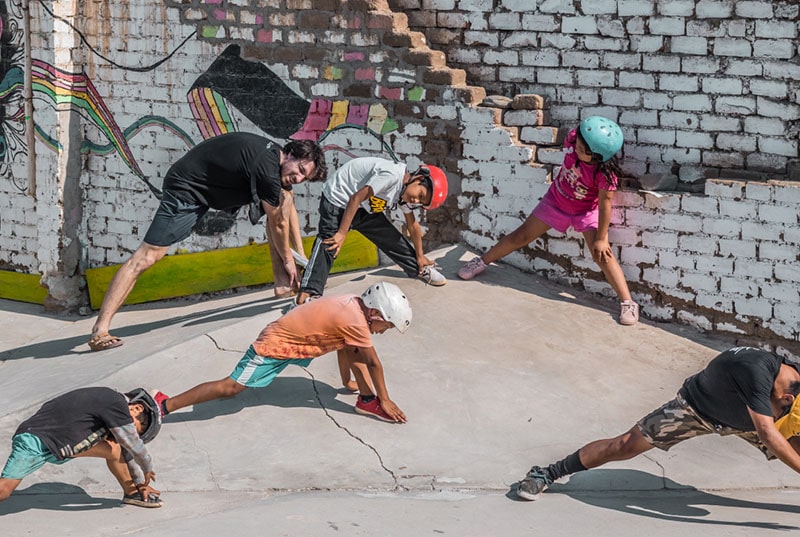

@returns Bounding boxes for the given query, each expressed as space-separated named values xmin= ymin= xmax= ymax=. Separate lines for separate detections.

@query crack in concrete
xmin=199 ymin=336 xmax=431 ymax=492
xmin=184 ymin=423 xmax=222 ymax=492
xmin=642 ymin=452 xmax=668 ymax=488
xmin=303 ymin=368 xmax=402 ymax=490
xmin=398 ymin=473 xmax=438 ymax=491
xmin=204 ymin=333 xmax=244 ymax=354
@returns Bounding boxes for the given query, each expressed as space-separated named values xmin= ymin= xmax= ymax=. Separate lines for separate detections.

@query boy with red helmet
xmin=295 ymin=157 xmax=449 ymax=306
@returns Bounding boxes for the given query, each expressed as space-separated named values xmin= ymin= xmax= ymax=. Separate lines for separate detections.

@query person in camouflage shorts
xmin=513 ymin=347 xmax=800 ymax=501
xmin=637 ymin=392 xmax=773 ymax=459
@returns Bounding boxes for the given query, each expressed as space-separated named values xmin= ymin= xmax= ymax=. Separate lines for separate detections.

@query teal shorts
xmin=1 ymin=433 xmax=68 ymax=480
xmin=229 ymin=345 xmax=313 ymax=388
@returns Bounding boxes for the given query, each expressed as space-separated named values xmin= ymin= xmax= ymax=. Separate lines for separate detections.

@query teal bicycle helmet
xmin=578 ymin=116 xmax=623 ymax=162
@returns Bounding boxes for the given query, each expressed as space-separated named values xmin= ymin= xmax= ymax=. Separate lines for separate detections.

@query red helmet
xmin=418 ymin=164 xmax=448 ymax=210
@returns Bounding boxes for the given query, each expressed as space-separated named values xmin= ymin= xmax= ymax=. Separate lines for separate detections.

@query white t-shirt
xmin=323 ymin=157 xmax=411 ymax=214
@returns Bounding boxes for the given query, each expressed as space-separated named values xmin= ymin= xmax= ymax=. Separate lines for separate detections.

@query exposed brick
xmin=272 ymin=47 xmax=303 ymax=62
xmin=405 ymin=49 xmax=447 ymax=67
xmin=451 ymin=85 xmax=487 ymax=105
xmin=301 ymin=11 xmax=334 ymax=29
xmin=342 ymin=83 xmax=373 ymax=98
xmin=422 ymin=67 xmax=467 ymax=86
xmin=383 ymin=30 xmax=427 ymax=48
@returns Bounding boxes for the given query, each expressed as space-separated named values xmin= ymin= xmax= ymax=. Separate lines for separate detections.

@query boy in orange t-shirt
xmin=152 ymin=282 xmax=411 ymax=423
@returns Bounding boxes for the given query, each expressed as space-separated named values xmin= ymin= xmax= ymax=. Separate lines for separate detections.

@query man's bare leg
xmin=90 ymin=242 xmax=169 ymax=348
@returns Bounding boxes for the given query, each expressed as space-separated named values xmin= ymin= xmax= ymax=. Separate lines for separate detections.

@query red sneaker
xmin=355 ymin=396 xmax=395 ymax=423
xmin=149 ymin=389 xmax=170 ymax=418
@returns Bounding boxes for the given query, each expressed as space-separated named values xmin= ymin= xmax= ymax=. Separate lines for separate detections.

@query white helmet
xmin=361 ymin=282 xmax=412 ymax=334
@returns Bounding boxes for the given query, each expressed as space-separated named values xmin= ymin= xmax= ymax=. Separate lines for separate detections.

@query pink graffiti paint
xmin=256 ymin=29 xmax=273 ymax=43
xmin=343 ymin=52 xmax=364 ymax=62
xmin=378 ymin=86 xmax=402 ymax=100
xmin=355 ymin=67 xmax=374 ymax=81
xmin=290 ymin=99 xmax=332 ymax=141
xmin=345 ymin=104 xmax=369 ymax=126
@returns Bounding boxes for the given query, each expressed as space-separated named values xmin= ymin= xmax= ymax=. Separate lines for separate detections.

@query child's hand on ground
xmin=381 ymin=399 xmax=407 ymax=423
xmin=323 ymin=231 xmax=346 ymax=257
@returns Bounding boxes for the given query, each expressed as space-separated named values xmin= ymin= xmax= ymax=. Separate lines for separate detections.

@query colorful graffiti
xmin=190 ymin=44 xmax=400 ymax=148
xmin=2 ymin=8 xmax=408 ymax=239
xmin=0 ymin=0 xmax=25 ymax=186
xmin=32 ymin=61 xmax=144 ymax=176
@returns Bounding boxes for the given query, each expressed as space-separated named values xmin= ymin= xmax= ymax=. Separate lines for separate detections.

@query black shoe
xmin=515 ymin=466 xmax=551 ymax=501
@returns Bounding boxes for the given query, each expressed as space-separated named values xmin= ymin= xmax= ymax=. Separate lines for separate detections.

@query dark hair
xmin=789 ymin=380 xmax=800 ymax=398
xmin=576 ymin=130 xmax=623 ymax=189
xmin=409 ymin=170 xmax=434 ymax=206
xmin=130 ymin=403 xmax=151 ymax=433
xmin=283 ymin=140 xmax=327 ymax=182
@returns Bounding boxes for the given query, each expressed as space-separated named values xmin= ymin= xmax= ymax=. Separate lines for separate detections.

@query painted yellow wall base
xmin=85 ymin=231 xmax=378 ymax=309
xmin=0 ymin=270 xmax=48 ymax=304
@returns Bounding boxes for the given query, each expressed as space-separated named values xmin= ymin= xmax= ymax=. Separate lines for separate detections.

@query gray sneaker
xmin=515 ymin=466 xmax=551 ymax=501
xmin=419 ymin=265 xmax=447 ymax=286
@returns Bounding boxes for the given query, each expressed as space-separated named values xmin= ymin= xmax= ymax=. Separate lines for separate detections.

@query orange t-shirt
xmin=252 ymin=294 xmax=374 ymax=359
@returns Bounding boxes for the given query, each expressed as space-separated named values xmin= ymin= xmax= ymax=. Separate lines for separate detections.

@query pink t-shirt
xmin=253 ymin=294 xmax=373 ymax=359
xmin=549 ymin=129 xmax=617 ymax=215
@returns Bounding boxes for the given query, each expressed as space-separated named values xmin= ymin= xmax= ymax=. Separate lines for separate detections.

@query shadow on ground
xmin=508 ymin=469 xmax=800 ymax=531
xmin=163 ymin=375 xmax=356 ymax=423
xmin=436 ymin=244 xmax=732 ymax=353
xmin=0 ymin=483 xmax=120 ymax=514
xmin=0 ymin=294 xmax=291 ymax=361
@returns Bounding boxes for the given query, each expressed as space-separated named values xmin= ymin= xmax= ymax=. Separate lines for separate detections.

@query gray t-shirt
xmin=322 ymin=157 xmax=410 ymax=214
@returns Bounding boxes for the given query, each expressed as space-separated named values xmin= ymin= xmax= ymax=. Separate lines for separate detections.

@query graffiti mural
xmin=189 ymin=44 xmax=310 ymax=140
xmin=6 ymin=6 xmax=407 ymax=238
xmin=0 ymin=0 xmax=24 ymax=186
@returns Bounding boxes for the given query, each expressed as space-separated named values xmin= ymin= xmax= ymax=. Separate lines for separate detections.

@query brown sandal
xmin=88 ymin=333 xmax=123 ymax=352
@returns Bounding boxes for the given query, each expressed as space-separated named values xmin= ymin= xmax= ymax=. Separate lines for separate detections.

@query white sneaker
xmin=419 ymin=265 xmax=447 ymax=286
xmin=619 ymin=300 xmax=639 ymax=325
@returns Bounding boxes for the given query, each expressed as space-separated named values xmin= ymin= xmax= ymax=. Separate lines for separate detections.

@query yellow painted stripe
xmin=85 ymin=231 xmax=378 ymax=309
xmin=0 ymin=270 xmax=48 ymax=304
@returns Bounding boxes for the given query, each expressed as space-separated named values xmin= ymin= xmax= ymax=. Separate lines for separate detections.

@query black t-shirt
xmin=680 ymin=347 xmax=781 ymax=431
xmin=16 ymin=387 xmax=133 ymax=460
xmin=163 ymin=132 xmax=284 ymax=210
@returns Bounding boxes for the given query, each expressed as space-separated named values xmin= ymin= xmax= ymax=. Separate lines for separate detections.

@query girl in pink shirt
xmin=458 ymin=116 xmax=638 ymax=325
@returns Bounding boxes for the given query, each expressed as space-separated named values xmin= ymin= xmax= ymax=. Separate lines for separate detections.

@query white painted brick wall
xmin=5 ymin=0 xmax=799 ymax=348
xmin=459 ymin=169 xmax=800 ymax=346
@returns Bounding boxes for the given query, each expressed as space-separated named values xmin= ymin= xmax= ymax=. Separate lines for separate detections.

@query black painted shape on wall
xmin=192 ymin=44 xmax=310 ymax=140
xmin=192 ymin=207 xmax=238 ymax=236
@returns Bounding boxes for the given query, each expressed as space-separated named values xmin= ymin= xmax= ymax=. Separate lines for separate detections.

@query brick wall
xmin=1 ymin=0 xmax=797 ymax=353
xmin=390 ymin=0 xmax=800 ymax=181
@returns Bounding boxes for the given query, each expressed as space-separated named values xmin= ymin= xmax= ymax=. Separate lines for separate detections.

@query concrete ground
xmin=2 ymin=245 xmax=799 ymax=536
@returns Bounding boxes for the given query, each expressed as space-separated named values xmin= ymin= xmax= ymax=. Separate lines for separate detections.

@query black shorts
xmin=143 ymin=191 xmax=209 ymax=247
